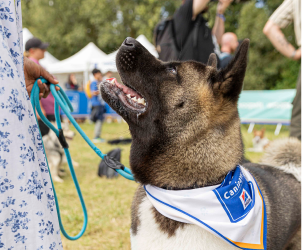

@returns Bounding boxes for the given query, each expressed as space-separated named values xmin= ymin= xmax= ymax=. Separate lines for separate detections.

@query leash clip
xmin=58 ymin=129 xmax=69 ymax=149
xmin=104 ymin=155 xmax=125 ymax=170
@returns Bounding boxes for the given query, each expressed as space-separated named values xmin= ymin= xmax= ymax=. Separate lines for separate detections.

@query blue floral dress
xmin=0 ymin=1 xmax=62 ymax=249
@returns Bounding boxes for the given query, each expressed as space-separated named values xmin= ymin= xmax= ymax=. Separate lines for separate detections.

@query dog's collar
xmin=145 ymin=166 xmax=267 ymax=250
xmin=160 ymin=173 xmax=227 ymax=191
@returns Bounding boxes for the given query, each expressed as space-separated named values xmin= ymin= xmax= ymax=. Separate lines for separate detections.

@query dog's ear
xmin=215 ymin=39 xmax=249 ymax=102
xmin=207 ymin=53 xmax=217 ymax=68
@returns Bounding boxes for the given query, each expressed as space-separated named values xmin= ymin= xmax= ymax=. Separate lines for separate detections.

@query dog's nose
xmin=123 ymin=37 xmax=135 ymax=48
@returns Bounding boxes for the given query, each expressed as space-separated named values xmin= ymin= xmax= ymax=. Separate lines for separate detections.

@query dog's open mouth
xmin=102 ymin=78 xmax=147 ymax=113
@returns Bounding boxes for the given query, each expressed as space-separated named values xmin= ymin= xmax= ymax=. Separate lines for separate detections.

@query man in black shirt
xmin=173 ymin=0 xmax=232 ymax=64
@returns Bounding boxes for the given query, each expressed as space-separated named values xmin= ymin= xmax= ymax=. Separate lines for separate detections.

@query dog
xmin=100 ymin=38 xmax=301 ymax=250
xmin=247 ymin=128 xmax=270 ymax=152
xmin=260 ymin=137 xmax=301 ymax=182
xmin=43 ymin=121 xmax=79 ymax=183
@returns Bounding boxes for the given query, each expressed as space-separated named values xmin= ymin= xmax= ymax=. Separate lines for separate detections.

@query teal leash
xmin=30 ymin=77 xmax=135 ymax=240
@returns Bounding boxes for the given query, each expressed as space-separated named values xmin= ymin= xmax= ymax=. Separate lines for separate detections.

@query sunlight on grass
xmin=55 ymin=121 xmax=289 ymax=249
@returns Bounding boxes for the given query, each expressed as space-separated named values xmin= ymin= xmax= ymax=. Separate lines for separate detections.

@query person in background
xmin=24 ymin=37 xmax=48 ymax=64
xmin=90 ymin=69 xmax=106 ymax=143
xmin=25 ymin=37 xmax=56 ymax=137
xmin=172 ymin=0 xmax=233 ymax=64
xmin=263 ymin=0 xmax=301 ymax=140
xmin=103 ymin=71 xmax=113 ymax=81
xmin=65 ymin=73 xmax=82 ymax=91
xmin=219 ymin=32 xmax=239 ymax=68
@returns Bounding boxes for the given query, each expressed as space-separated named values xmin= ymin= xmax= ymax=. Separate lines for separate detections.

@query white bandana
xmin=145 ymin=166 xmax=267 ymax=250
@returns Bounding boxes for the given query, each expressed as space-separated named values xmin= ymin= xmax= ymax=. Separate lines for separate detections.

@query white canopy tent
xmin=91 ymin=34 xmax=159 ymax=73
xmin=23 ymin=28 xmax=59 ymax=68
xmin=46 ymin=34 xmax=158 ymax=86
xmin=47 ymin=42 xmax=109 ymax=85
xmin=93 ymin=50 xmax=117 ymax=73
xmin=137 ymin=34 xmax=159 ymax=58
xmin=47 ymin=42 xmax=107 ymax=74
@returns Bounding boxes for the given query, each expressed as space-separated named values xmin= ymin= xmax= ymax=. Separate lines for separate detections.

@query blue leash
xmin=30 ymin=77 xmax=135 ymax=240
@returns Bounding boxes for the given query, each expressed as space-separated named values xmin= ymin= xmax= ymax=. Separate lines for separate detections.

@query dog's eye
xmin=177 ymin=102 xmax=185 ymax=108
xmin=167 ymin=67 xmax=177 ymax=75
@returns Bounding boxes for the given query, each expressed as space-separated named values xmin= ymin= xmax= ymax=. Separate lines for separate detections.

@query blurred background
xmin=22 ymin=0 xmax=300 ymax=90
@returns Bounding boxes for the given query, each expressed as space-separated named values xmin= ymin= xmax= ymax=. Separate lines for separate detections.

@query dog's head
xmin=101 ymin=38 xmax=249 ymax=188
xmin=253 ymin=128 xmax=265 ymax=142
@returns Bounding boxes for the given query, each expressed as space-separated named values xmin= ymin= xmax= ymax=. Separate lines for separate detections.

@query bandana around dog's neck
xmin=144 ymin=166 xmax=267 ymax=250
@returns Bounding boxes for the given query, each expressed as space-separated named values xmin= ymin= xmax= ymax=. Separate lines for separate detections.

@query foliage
xmin=237 ymin=0 xmax=300 ymax=90
xmin=22 ymin=0 xmax=180 ymax=59
xmin=22 ymin=0 xmax=300 ymax=90
xmin=209 ymin=0 xmax=300 ymax=90
xmin=208 ymin=1 xmax=245 ymax=33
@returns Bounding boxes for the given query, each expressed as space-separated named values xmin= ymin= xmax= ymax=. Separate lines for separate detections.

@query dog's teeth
xmin=126 ymin=94 xmax=131 ymax=98
xmin=132 ymin=97 xmax=137 ymax=102
xmin=137 ymin=98 xmax=145 ymax=105
xmin=110 ymin=79 xmax=115 ymax=85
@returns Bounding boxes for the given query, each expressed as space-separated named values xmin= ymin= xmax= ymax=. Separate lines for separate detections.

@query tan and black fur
xmin=101 ymin=38 xmax=301 ymax=250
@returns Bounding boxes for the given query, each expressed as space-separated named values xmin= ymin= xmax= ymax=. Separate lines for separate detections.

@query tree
xmin=22 ymin=0 xmax=180 ymax=59
xmin=236 ymin=0 xmax=300 ymax=90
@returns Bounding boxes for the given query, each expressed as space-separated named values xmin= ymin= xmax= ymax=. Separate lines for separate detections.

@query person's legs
xmin=47 ymin=114 xmax=56 ymax=122
xmin=290 ymin=71 xmax=301 ymax=140
xmin=38 ymin=119 xmax=50 ymax=136
xmin=90 ymin=106 xmax=96 ymax=123
xmin=38 ymin=115 xmax=56 ymax=137
xmin=94 ymin=119 xmax=102 ymax=139
xmin=92 ymin=120 xmax=105 ymax=143
xmin=92 ymin=105 xmax=105 ymax=143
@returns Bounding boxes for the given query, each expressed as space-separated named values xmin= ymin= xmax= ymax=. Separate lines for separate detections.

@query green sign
xmin=238 ymin=89 xmax=296 ymax=125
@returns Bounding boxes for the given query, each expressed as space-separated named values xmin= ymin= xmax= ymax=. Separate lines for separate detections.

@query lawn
xmin=55 ymin=121 xmax=289 ymax=249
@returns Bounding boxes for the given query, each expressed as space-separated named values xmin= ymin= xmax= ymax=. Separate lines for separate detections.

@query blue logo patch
xmin=214 ymin=166 xmax=255 ymax=223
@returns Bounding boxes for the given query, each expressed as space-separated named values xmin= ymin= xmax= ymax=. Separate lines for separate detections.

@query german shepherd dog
xmin=101 ymin=38 xmax=301 ymax=250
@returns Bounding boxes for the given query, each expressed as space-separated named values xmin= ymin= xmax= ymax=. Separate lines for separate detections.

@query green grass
xmin=55 ymin=122 xmax=289 ymax=249
xmin=241 ymin=124 xmax=289 ymax=162
xmin=55 ymin=122 xmax=137 ymax=250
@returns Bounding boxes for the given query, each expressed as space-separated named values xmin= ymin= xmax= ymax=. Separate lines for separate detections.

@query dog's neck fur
xmin=131 ymin=117 xmax=244 ymax=190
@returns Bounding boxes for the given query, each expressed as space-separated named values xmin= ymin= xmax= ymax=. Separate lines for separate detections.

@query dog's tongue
xmin=107 ymin=78 xmax=142 ymax=99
